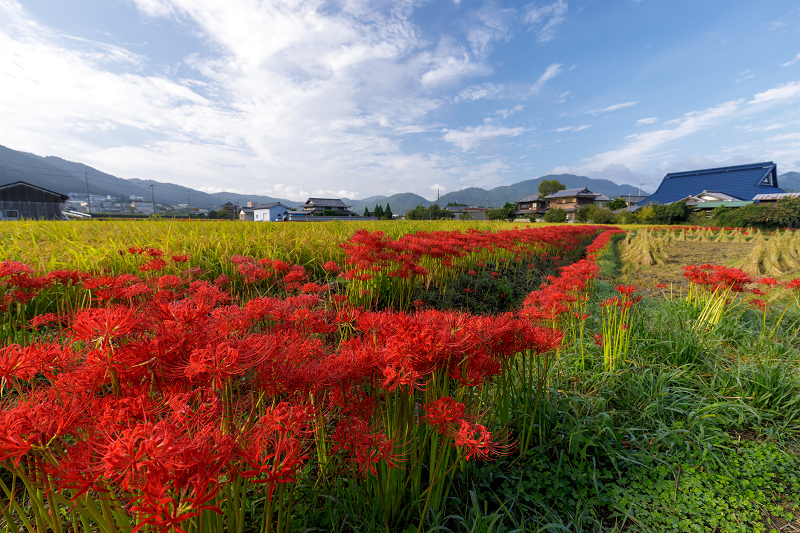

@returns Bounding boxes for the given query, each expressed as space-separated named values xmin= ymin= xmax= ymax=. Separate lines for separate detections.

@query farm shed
xmin=693 ymin=200 xmax=755 ymax=218
xmin=643 ymin=162 xmax=784 ymax=205
xmin=0 ymin=181 xmax=69 ymax=220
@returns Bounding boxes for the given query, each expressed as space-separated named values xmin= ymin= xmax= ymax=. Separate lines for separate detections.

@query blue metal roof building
xmin=643 ymin=162 xmax=784 ymax=205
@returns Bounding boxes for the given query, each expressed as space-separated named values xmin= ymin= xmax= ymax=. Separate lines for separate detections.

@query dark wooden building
xmin=0 ymin=181 xmax=69 ymax=220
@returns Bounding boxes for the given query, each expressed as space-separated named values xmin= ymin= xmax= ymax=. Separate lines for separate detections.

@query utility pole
xmin=187 ymin=192 xmax=191 ymax=220
xmin=150 ymin=184 xmax=156 ymax=216
xmin=85 ymin=172 xmax=91 ymax=214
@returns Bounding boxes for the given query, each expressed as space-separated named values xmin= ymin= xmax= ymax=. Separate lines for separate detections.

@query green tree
xmin=607 ymin=198 xmax=628 ymax=211
xmin=405 ymin=205 xmax=427 ymax=220
xmin=374 ymin=204 xmax=384 ymax=218
xmin=363 ymin=206 xmax=370 ymax=217
xmin=539 ymin=179 xmax=566 ymax=199
xmin=543 ymin=207 xmax=568 ymax=223
xmin=384 ymin=203 xmax=393 ymax=220
xmin=576 ymin=204 xmax=615 ymax=224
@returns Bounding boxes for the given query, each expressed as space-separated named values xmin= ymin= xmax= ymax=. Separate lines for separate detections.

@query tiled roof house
xmin=643 ymin=162 xmax=785 ymax=205
xmin=301 ymin=198 xmax=357 ymax=216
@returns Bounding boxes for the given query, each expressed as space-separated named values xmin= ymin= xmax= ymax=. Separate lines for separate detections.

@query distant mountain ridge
xmin=8 ymin=143 xmax=794 ymax=215
xmin=779 ymin=171 xmax=800 ymax=192
xmin=0 ymin=145 xmax=298 ymax=209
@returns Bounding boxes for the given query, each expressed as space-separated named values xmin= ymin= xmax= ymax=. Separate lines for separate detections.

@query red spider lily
xmin=616 ymin=285 xmax=637 ymax=297
xmin=140 ymin=258 xmax=168 ymax=272
xmin=171 ymin=254 xmax=189 ymax=263
xmin=331 ymin=416 xmax=403 ymax=476
xmin=70 ymin=305 xmax=148 ymax=349
xmin=452 ymin=421 xmax=508 ymax=460
xmin=183 ymin=342 xmax=243 ymax=390
xmin=423 ymin=397 xmax=466 ymax=434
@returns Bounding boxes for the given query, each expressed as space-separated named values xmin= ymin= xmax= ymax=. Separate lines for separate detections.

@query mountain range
xmin=2 ymin=144 xmax=796 ymax=215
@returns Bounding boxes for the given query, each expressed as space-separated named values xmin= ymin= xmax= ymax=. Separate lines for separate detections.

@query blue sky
xmin=1 ymin=0 xmax=799 ymax=201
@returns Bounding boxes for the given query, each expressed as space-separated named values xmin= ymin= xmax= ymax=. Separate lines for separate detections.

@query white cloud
xmin=588 ymin=101 xmax=638 ymax=115
xmin=430 ymin=183 xmax=446 ymax=191
xmin=555 ymin=124 xmax=591 ymax=132
xmin=420 ymin=38 xmax=490 ymax=86
xmin=442 ymin=125 xmax=526 ymax=151
xmin=781 ymin=52 xmax=800 ymax=67
xmin=636 ymin=117 xmax=658 ymax=125
xmin=524 ymin=0 xmax=568 ymax=43
xmin=495 ymin=105 xmax=524 ymax=118
xmin=455 ymin=82 xmax=504 ymax=102
xmin=531 ymin=63 xmax=562 ymax=92
xmin=749 ymin=81 xmax=800 ymax=104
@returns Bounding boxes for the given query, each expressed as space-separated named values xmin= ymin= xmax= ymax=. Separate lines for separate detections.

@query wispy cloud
xmin=524 ymin=0 xmax=568 ymax=43
xmin=781 ymin=53 xmax=800 ymax=67
xmin=555 ymin=124 xmax=590 ymax=132
xmin=636 ymin=117 xmax=658 ymax=125
xmin=531 ymin=62 xmax=562 ymax=92
xmin=455 ymin=82 xmax=504 ymax=102
xmin=442 ymin=124 xmax=526 ymax=151
xmin=555 ymin=90 xmax=570 ymax=103
xmin=735 ymin=69 xmax=755 ymax=83
xmin=581 ymin=99 xmax=743 ymax=169
xmin=749 ymin=81 xmax=800 ymax=104
xmin=495 ymin=105 xmax=524 ymax=118
xmin=588 ymin=101 xmax=638 ymax=115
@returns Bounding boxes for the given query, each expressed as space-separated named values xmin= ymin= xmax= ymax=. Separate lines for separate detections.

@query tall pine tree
xmin=384 ymin=203 xmax=393 ymax=220
xmin=374 ymin=204 xmax=384 ymax=218
xmin=363 ymin=206 xmax=370 ymax=217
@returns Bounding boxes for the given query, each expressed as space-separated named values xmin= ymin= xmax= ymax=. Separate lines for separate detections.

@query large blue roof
xmin=643 ymin=162 xmax=785 ymax=205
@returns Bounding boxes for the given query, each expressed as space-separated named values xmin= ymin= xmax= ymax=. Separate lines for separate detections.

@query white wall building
xmin=253 ymin=202 xmax=292 ymax=221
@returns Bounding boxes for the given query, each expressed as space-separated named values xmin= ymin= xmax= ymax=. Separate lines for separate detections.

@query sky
xmin=1 ymin=0 xmax=800 ymax=201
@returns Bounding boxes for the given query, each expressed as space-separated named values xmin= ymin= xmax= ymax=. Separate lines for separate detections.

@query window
xmin=5 ymin=210 xmax=19 ymax=218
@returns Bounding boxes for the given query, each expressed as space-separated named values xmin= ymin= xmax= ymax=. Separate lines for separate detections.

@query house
xmin=643 ymin=162 xmax=785 ymax=205
xmin=238 ymin=207 xmax=255 ymax=222
xmin=0 ymin=181 xmax=69 ymax=220
xmin=617 ymin=195 xmax=649 ymax=207
xmin=592 ymin=194 xmax=611 ymax=207
xmin=252 ymin=202 xmax=293 ymax=222
xmin=131 ymin=201 xmax=155 ymax=214
xmin=515 ymin=194 xmax=548 ymax=218
xmin=544 ymin=187 xmax=598 ymax=221
xmin=679 ymin=190 xmax=739 ymax=207
xmin=444 ymin=205 xmax=489 ymax=220
xmin=301 ymin=198 xmax=358 ymax=216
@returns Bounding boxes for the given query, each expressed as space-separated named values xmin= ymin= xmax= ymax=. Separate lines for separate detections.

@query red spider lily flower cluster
xmin=683 ymin=264 xmax=752 ymax=293
xmin=339 ymin=225 xmax=609 ymax=287
xmin=0 ymin=224 xmax=627 ymax=531
xmin=0 ymin=242 xmax=573 ymax=531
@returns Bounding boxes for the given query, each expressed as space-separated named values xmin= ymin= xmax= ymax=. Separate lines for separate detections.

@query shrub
xmin=544 ymin=208 xmax=568 ymax=223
